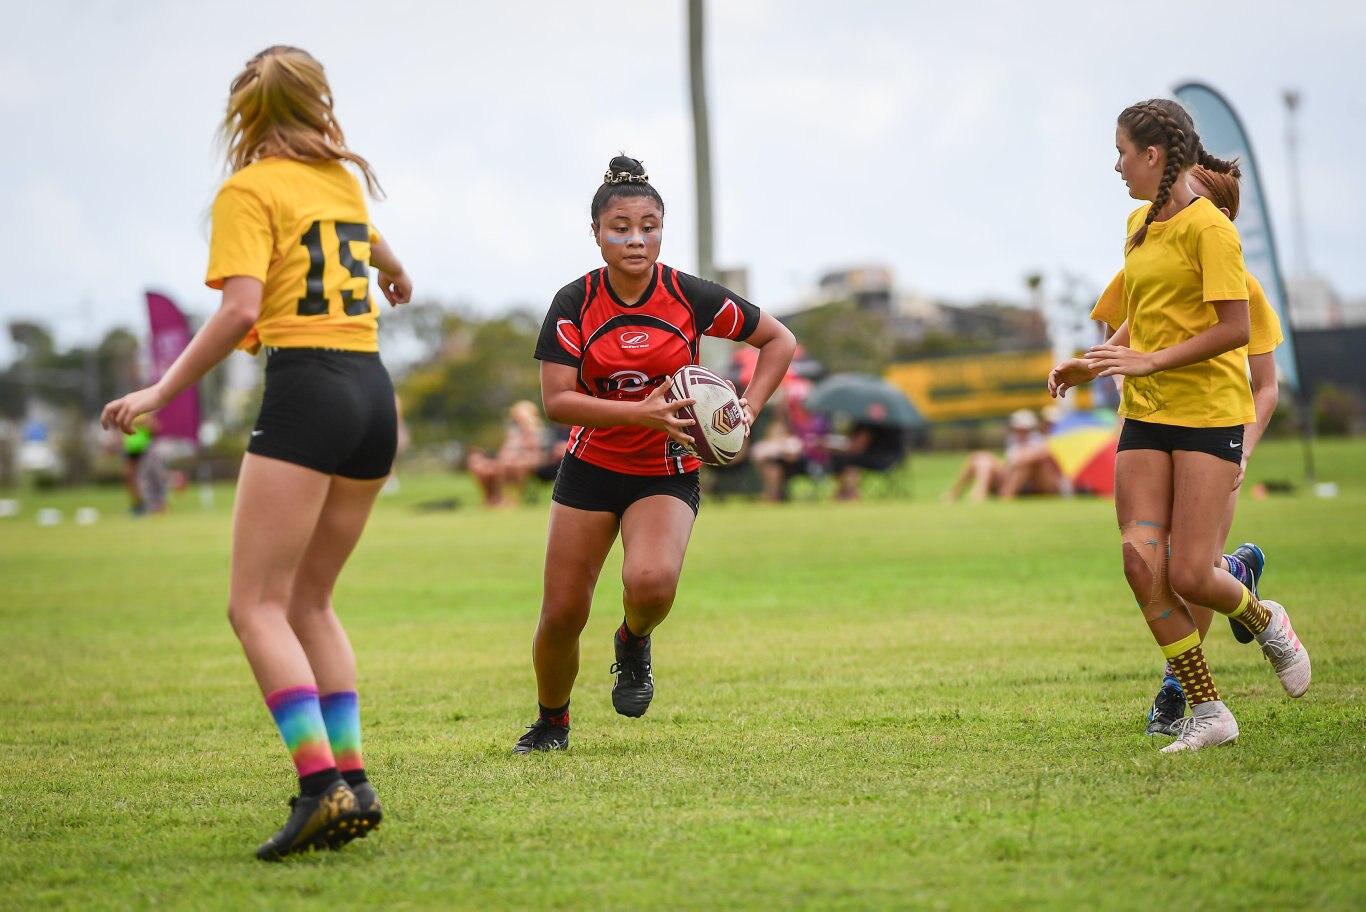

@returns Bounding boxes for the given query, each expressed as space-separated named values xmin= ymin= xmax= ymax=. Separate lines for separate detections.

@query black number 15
xmin=297 ymin=220 xmax=372 ymax=317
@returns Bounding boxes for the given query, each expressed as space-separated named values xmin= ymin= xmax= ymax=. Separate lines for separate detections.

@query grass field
xmin=2 ymin=438 xmax=1363 ymax=910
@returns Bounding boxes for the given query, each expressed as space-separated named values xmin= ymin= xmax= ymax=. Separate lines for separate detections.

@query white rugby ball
xmin=666 ymin=365 xmax=747 ymax=466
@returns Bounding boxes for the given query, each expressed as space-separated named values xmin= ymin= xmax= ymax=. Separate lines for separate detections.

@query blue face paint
xmin=602 ymin=219 xmax=662 ymax=246
xmin=604 ymin=231 xmax=661 ymax=245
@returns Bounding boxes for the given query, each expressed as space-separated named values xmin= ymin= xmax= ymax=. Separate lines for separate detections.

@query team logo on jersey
xmin=597 ymin=369 xmax=666 ymax=396
xmin=711 ymin=402 xmax=744 ymax=436
xmin=619 ymin=330 xmax=651 ymax=350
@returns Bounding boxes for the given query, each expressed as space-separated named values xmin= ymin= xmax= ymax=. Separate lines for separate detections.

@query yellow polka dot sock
xmin=1226 ymin=585 xmax=1272 ymax=636
xmin=1160 ymin=632 xmax=1220 ymax=706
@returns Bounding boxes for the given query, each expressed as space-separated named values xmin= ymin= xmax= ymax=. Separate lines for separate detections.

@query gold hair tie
xmin=603 ymin=169 xmax=650 ymax=185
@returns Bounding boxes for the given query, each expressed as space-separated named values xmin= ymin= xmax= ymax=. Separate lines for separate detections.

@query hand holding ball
xmin=665 ymin=365 xmax=747 ymax=466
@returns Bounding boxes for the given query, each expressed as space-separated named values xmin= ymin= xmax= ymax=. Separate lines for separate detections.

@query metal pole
xmin=688 ymin=0 xmax=716 ymax=281
xmin=1282 ymin=91 xmax=1309 ymax=279
xmin=1282 ymin=89 xmax=1316 ymax=485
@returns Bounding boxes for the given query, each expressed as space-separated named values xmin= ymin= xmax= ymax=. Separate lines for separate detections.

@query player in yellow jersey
xmin=1054 ymin=164 xmax=1285 ymax=736
xmin=102 ymin=47 xmax=411 ymax=857
xmin=1044 ymin=98 xmax=1308 ymax=753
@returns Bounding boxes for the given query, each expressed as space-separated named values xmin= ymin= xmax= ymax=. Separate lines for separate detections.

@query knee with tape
xmin=1120 ymin=520 xmax=1180 ymax=622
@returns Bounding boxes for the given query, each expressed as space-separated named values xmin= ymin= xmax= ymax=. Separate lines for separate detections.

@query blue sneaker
xmin=1226 ymin=542 xmax=1265 ymax=644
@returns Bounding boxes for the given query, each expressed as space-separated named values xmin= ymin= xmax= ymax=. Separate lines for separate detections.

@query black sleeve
xmin=674 ymin=271 xmax=762 ymax=342
xmin=534 ymin=279 xmax=587 ymax=367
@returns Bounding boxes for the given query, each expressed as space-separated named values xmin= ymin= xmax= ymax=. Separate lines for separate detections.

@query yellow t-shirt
xmin=1092 ymin=272 xmax=1283 ymax=355
xmin=1114 ymin=199 xmax=1255 ymax=426
xmin=206 ymin=158 xmax=381 ymax=353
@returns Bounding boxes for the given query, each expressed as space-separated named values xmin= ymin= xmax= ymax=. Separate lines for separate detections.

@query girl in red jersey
xmin=515 ymin=155 xmax=796 ymax=753
xmin=102 ymin=47 xmax=411 ymax=858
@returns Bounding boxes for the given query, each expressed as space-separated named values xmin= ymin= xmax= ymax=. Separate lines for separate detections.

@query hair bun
xmin=603 ymin=154 xmax=648 ymax=185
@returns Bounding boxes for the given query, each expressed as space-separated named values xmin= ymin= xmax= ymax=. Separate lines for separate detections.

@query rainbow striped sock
xmin=265 ymin=685 xmax=338 ymax=783
xmin=319 ymin=690 xmax=364 ymax=776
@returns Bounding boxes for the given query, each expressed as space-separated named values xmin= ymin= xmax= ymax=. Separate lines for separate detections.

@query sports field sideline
xmin=2 ymin=438 xmax=1362 ymax=909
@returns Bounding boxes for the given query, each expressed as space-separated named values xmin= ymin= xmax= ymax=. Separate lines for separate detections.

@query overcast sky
xmin=2 ymin=0 xmax=1363 ymax=364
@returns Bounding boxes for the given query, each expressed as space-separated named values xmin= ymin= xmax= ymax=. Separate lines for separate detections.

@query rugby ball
xmin=666 ymin=365 xmax=747 ymax=466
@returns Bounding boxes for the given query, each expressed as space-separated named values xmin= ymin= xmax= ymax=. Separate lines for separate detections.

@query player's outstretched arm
xmin=101 ymin=276 xmax=262 ymax=434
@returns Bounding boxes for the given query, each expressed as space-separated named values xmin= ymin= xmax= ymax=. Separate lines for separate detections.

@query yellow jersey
xmin=1112 ymin=199 xmax=1255 ymax=427
xmin=1092 ymin=271 xmax=1283 ymax=356
xmin=206 ymin=158 xmax=381 ymax=353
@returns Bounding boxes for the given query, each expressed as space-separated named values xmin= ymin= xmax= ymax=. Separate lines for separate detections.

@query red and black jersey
xmin=534 ymin=263 xmax=761 ymax=475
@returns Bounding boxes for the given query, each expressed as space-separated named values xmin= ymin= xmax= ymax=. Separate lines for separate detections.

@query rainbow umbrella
xmin=1047 ymin=410 xmax=1118 ymax=495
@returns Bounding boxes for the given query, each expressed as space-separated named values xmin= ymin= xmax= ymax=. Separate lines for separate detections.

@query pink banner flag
xmin=146 ymin=291 xmax=200 ymax=443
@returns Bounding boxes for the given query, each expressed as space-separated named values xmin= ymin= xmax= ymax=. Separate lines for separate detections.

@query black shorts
xmin=1117 ymin=418 xmax=1244 ymax=465
xmin=248 ymin=348 xmax=397 ymax=480
xmin=551 ymin=453 xmax=700 ymax=517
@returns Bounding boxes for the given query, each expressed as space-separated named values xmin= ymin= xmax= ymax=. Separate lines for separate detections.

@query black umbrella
xmin=804 ymin=373 xmax=926 ymax=428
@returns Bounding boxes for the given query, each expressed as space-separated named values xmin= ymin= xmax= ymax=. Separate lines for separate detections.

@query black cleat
xmin=1145 ymin=683 xmax=1188 ymax=736
xmin=350 ymin=780 xmax=383 ymax=836
xmin=1228 ymin=542 xmax=1266 ymax=644
xmin=611 ymin=629 xmax=654 ymax=718
xmin=255 ymin=779 xmax=363 ymax=861
xmin=1228 ymin=618 xmax=1254 ymax=644
xmin=513 ymin=717 xmax=570 ymax=754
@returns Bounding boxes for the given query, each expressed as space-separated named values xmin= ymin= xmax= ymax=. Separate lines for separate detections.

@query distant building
xmin=1287 ymin=277 xmax=1338 ymax=328
xmin=785 ymin=265 xmax=1070 ymax=422
xmin=797 ymin=264 xmax=1048 ymax=350
xmin=1285 ymin=276 xmax=1366 ymax=329
xmin=1347 ymin=299 xmax=1366 ymax=326
xmin=806 ymin=265 xmax=895 ymax=313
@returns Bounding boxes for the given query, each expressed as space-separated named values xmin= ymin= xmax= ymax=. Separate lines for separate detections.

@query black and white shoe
xmin=1145 ymin=683 xmax=1187 ymax=737
xmin=513 ymin=717 xmax=570 ymax=754
xmin=611 ymin=629 xmax=654 ymax=718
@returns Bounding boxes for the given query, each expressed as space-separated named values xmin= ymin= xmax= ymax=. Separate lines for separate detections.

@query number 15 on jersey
xmin=297 ymin=220 xmax=372 ymax=317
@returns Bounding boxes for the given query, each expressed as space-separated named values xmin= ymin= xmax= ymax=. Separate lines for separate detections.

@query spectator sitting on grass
xmin=943 ymin=408 xmax=1063 ymax=503
xmin=468 ymin=401 xmax=561 ymax=506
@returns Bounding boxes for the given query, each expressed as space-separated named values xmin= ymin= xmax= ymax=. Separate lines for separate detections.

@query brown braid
xmin=1197 ymin=147 xmax=1242 ymax=179
xmin=1118 ymin=99 xmax=1203 ymax=251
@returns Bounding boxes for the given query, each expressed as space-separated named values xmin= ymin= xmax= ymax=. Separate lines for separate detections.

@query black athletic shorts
xmin=248 ymin=347 xmax=397 ymax=480
xmin=551 ymin=453 xmax=701 ymax=517
xmin=1117 ymin=418 xmax=1244 ymax=465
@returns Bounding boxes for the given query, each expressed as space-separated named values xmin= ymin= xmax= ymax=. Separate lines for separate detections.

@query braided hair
xmin=590 ymin=154 xmax=665 ymax=225
xmin=1117 ymin=99 xmax=1239 ymax=250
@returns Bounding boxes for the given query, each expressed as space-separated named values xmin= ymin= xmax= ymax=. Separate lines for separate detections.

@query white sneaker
xmin=1160 ymin=700 xmax=1239 ymax=753
xmin=1256 ymin=600 xmax=1311 ymax=698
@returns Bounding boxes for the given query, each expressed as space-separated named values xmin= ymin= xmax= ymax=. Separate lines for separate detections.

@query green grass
xmin=1 ymin=438 xmax=1363 ymax=910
